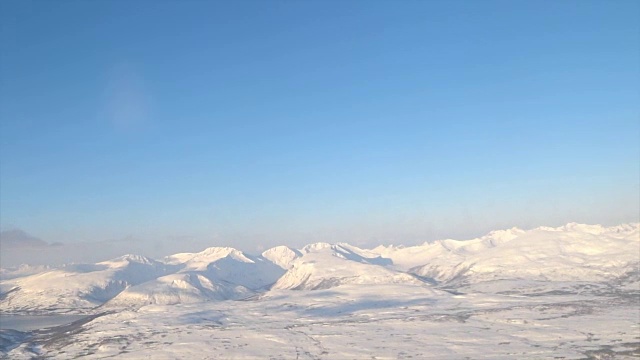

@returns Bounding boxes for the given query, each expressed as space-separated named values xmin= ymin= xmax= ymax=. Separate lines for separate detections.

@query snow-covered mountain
xmin=0 ymin=264 xmax=53 ymax=281
xmin=271 ymin=243 xmax=427 ymax=290
xmin=370 ymin=223 xmax=639 ymax=288
xmin=261 ymin=246 xmax=302 ymax=269
xmin=107 ymin=247 xmax=284 ymax=306
xmin=0 ymin=255 xmax=170 ymax=313
xmin=1 ymin=223 xmax=637 ymax=313
xmin=105 ymin=272 xmax=254 ymax=306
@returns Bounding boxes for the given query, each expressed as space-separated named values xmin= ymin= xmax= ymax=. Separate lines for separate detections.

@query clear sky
xmin=1 ymin=0 xmax=638 ymax=259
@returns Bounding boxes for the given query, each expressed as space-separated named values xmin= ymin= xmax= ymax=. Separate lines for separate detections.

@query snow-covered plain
xmin=1 ymin=223 xmax=638 ymax=359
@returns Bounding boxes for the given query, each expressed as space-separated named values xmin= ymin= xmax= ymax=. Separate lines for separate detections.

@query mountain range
xmin=1 ymin=223 xmax=638 ymax=314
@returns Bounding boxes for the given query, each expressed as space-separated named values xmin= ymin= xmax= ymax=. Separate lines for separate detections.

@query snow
xmin=164 ymin=247 xmax=254 ymax=271
xmin=0 ymin=265 xmax=52 ymax=281
xmin=4 ymin=283 xmax=638 ymax=359
xmin=0 ymin=255 xmax=171 ymax=313
xmin=106 ymin=273 xmax=254 ymax=306
xmin=1 ymin=222 xmax=638 ymax=358
xmin=271 ymin=243 xmax=422 ymax=290
xmin=107 ymin=247 xmax=284 ymax=307
xmin=406 ymin=223 xmax=639 ymax=285
xmin=261 ymin=245 xmax=302 ymax=269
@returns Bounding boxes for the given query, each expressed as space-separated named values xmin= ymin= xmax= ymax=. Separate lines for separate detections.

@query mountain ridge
xmin=1 ymin=222 xmax=637 ymax=312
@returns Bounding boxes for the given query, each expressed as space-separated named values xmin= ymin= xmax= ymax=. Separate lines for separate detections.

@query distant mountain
xmin=0 ymin=230 xmax=50 ymax=248
xmin=270 ymin=243 xmax=424 ymax=290
xmin=105 ymin=272 xmax=254 ymax=306
xmin=164 ymin=246 xmax=284 ymax=290
xmin=107 ymin=247 xmax=284 ymax=307
xmin=0 ymin=264 xmax=53 ymax=281
xmin=0 ymin=254 xmax=170 ymax=313
xmin=370 ymin=223 xmax=640 ymax=290
xmin=261 ymin=246 xmax=302 ymax=269
xmin=1 ymin=223 xmax=637 ymax=313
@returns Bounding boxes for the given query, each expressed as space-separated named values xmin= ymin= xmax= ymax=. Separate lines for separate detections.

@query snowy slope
xmin=165 ymin=247 xmax=251 ymax=271
xmin=261 ymin=246 xmax=302 ymax=269
xmin=106 ymin=247 xmax=284 ymax=307
xmin=0 ymin=255 xmax=170 ymax=313
xmin=105 ymin=273 xmax=254 ymax=306
xmin=0 ymin=265 xmax=53 ymax=281
xmin=1 ymin=223 xmax=637 ymax=312
xmin=5 ymin=280 xmax=639 ymax=360
xmin=370 ymin=223 xmax=640 ymax=288
xmin=0 ymin=246 xmax=286 ymax=311
xmin=165 ymin=247 xmax=284 ymax=289
xmin=271 ymin=243 xmax=425 ymax=290
xmin=2 ymin=222 xmax=639 ymax=359
xmin=369 ymin=227 xmax=527 ymax=271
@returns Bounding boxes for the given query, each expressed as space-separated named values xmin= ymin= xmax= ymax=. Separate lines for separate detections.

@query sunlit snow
xmin=1 ymin=223 xmax=638 ymax=359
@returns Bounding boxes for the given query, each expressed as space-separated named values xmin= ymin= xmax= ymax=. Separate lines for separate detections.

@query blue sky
xmin=1 ymin=0 xmax=638 ymax=256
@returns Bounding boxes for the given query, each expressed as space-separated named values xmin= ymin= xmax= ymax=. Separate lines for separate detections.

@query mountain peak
xmin=301 ymin=242 xmax=333 ymax=253
xmin=262 ymin=246 xmax=302 ymax=269
xmin=99 ymin=254 xmax=156 ymax=267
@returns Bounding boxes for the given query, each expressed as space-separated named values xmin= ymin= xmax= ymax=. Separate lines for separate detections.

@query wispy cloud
xmin=103 ymin=62 xmax=152 ymax=133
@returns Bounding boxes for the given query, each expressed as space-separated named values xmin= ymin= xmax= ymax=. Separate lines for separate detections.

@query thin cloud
xmin=103 ymin=62 xmax=152 ymax=133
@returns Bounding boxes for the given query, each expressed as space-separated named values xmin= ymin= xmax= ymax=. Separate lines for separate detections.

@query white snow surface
xmin=0 ymin=255 xmax=170 ymax=312
xmin=271 ymin=243 xmax=419 ymax=290
xmin=1 ymin=223 xmax=638 ymax=359
xmin=373 ymin=222 xmax=639 ymax=285
xmin=261 ymin=245 xmax=302 ymax=269
xmin=108 ymin=247 xmax=284 ymax=307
